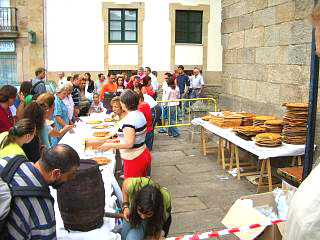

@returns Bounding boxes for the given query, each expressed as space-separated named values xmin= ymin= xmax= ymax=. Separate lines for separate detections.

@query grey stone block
xmin=275 ymin=1 xmax=295 ymax=23
xmin=221 ymin=17 xmax=239 ymax=34
xmin=239 ymin=79 xmax=257 ymax=100
xmin=247 ymin=64 xmax=267 ymax=81
xmin=237 ymin=47 xmax=255 ymax=64
xmin=256 ymin=81 xmax=280 ymax=104
xmin=246 ymin=0 xmax=268 ymax=13
xmin=268 ymin=0 xmax=288 ymax=7
xmin=288 ymin=44 xmax=307 ymax=65
xmin=172 ymin=197 xmax=207 ymax=214
xmin=224 ymin=0 xmax=247 ymax=19
xmin=253 ymin=7 xmax=276 ymax=27
xmin=279 ymin=84 xmax=303 ymax=103
xmin=264 ymin=24 xmax=280 ymax=46
xmin=290 ymin=19 xmax=312 ymax=44
xmin=245 ymin=26 xmax=264 ymax=48
xmin=239 ymin=13 xmax=253 ymax=31
xmin=295 ymin=0 xmax=313 ymax=20
xmin=228 ymin=31 xmax=245 ymax=49
xmin=256 ymin=46 xmax=280 ymax=64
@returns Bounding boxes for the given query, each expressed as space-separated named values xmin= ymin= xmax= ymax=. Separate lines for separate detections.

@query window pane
xmin=190 ymin=22 xmax=201 ymax=32
xmin=110 ymin=30 xmax=121 ymax=41
xmin=176 ymin=11 xmax=187 ymax=22
xmin=190 ymin=32 xmax=202 ymax=43
xmin=125 ymin=21 xmax=136 ymax=31
xmin=110 ymin=21 xmax=121 ymax=30
xmin=190 ymin=12 xmax=202 ymax=22
xmin=176 ymin=31 xmax=187 ymax=43
xmin=110 ymin=10 xmax=121 ymax=20
xmin=125 ymin=31 xmax=136 ymax=41
xmin=176 ymin=21 xmax=187 ymax=32
xmin=125 ymin=10 xmax=136 ymax=20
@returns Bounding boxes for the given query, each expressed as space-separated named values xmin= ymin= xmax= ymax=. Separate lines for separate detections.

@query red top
xmin=100 ymin=80 xmax=118 ymax=100
xmin=0 ymin=105 xmax=13 ymax=133
xmin=138 ymin=102 xmax=153 ymax=133
xmin=141 ymin=86 xmax=154 ymax=97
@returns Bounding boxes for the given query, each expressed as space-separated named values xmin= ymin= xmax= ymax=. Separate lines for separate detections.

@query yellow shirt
xmin=0 ymin=132 xmax=26 ymax=159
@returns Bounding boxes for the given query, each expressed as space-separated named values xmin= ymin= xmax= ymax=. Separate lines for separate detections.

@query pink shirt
xmin=164 ymin=86 xmax=180 ymax=106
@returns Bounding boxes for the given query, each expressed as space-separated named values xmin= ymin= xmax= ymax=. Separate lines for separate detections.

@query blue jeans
xmin=145 ymin=131 xmax=154 ymax=151
xmin=121 ymin=220 xmax=147 ymax=240
xmin=168 ymin=106 xmax=179 ymax=137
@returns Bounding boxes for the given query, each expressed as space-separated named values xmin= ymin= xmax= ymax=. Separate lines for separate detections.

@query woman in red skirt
xmin=98 ymin=89 xmax=151 ymax=178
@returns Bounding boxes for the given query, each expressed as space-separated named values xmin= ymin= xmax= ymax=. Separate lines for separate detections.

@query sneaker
xmin=172 ymin=134 xmax=180 ymax=138
xmin=158 ymin=129 xmax=166 ymax=133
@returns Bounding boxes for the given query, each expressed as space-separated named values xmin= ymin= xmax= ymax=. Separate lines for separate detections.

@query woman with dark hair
xmin=0 ymin=118 xmax=36 ymax=159
xmin=116 ymin=75 xmax=125 ymax=96
xmin=16 ymin=81 xmax=33 ymax=120
xmin=22 ymin=102 xmax=45 ymax=163
xmin=98 ymin=89 xmax=151 ymax=178
xmin=121 ymin=177 xmax=172 ymax=240
xmin=85 ymin=72 xmax=95 ymax=93
xmin=0 ymin=85 xmax=17 ymax=133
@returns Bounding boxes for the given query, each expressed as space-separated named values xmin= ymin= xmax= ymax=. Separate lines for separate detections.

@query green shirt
xmin=0 ymin=132 xmax=26 ymax=159
xmin=24 ymin=95 xmax=33 ymax=105
xmin=127 ymin=177 xmax=171 ymax=219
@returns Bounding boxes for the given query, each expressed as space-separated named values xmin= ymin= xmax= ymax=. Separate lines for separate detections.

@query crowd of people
xmin=0 ymin=65 xmax=204 ymax=240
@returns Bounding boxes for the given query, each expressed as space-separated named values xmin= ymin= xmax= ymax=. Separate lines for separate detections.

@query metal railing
xmin=0 ymin=7 xmax=18 ymax=32
xmin=156 ymin=97 xmax=218 ymax=128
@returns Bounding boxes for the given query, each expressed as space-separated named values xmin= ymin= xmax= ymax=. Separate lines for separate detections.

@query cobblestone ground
xmin=151 ymin=127 xmax=257 ymax=239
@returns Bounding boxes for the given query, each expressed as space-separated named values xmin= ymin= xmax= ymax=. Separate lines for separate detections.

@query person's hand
xmin=96 ymin=143 xmax=112 ymax=151
xmin=18 ymin=92 xmax=25 ymax=102
xmin=123 ymin=207 xmax=130 ymax=222
xmin=68 ymin=127 xmax=75 ymax=133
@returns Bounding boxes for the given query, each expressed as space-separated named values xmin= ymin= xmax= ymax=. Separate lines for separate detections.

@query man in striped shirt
xmin=72 ymin=74 xmax=81 ymax=121
xmin=0 ymin=144 xmax=80 ymax=239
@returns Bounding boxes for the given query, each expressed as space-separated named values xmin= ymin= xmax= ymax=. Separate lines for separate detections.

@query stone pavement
xmin=151 ymin=128 xmax=257 ymax=239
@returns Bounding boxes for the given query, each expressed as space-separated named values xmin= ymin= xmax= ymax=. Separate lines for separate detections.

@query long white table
xmin=51 ymin=113 xmax=122 ymax=240
xmin=191 ymin=118 xmax=308 ymax=192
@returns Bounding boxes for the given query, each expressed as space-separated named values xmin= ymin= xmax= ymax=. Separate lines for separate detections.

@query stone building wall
xmin=220 ymin=0 xmax=314 ymax=117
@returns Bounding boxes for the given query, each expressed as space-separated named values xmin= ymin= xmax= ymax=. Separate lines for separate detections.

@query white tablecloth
xmin=53 ymin=113 xmax=122 ymax=240
xmin=192 ymin=118 xmax=308 ymax=160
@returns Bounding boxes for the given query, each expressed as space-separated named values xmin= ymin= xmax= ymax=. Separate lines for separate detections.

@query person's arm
xmin=49 ymin=125 xmax=72 ymax=137
xmin=55 ymin=116 xmax=66 ymax=127
xmin=122 ymin=178 xmax=131 ymax=222
xmin=97 ymin=126 xmax=135 ymax=151
xmin=16 ymin=92 xmax=25 ymax=120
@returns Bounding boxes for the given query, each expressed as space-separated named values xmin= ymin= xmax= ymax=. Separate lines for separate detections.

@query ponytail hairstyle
xmin=19 ymin=81 xmax=32 ymax=96
xmin=129 ymin=181 xmax=165 ymax=238
xmin=0 ymin=85 xmax=17 ymax=103
xmin=22 ymin=102 xmax=45 ymax=134
xmin=0 ymin=118 xmax=36 ymax=149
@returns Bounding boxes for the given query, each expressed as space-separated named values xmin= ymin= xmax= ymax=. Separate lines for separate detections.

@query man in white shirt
xmin=145 ymin=67 xmax=159 ymax=100
xmin=57 ymin=72 xmax=67 ymax=86
xmin=283 ymin=3 xmax=320 ymax=239
xmin=190 ymin=67 xmax=204 ymax=99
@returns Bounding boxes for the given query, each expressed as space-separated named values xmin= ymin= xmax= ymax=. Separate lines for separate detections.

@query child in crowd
xmin=89 ymin=93 xmax=104 ymax=114
xmin=164 ymin=76 xmax=180 ymax=137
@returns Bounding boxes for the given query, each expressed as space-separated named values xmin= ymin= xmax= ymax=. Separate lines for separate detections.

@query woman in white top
xmin=98 ymin=90 xmax=151 ymax=178
xmin=62 ymin=81 xmax=74 ymax=123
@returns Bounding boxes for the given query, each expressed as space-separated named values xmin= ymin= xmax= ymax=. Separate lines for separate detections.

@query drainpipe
xmin=303 ymin=27 xmax=319 ymax=179
xmin=43 ymin=0 xmax=48 ymax=81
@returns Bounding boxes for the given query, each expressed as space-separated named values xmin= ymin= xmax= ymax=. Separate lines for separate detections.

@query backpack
xmin=31 ymin=80 xmax=45 ymax=95
xmin=0 ymin=155 xmax=51 ymax=238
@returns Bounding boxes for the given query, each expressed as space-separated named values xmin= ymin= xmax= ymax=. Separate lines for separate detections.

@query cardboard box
xmin=222 ymin=192 xmax=284 ymax=240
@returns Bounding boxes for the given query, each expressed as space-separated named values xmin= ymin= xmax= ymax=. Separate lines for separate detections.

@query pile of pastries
xmin=201 ymin=102 xmax=309 ymax=147
xmin=282 ymin=103 xmax=308 ymax=144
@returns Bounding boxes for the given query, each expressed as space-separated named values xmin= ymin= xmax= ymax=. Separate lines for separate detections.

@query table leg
xmin=200 ymin=127 xmax=207 ymax=156
xmin=235 ymin=146 xmax=240 ymax=180
xmin=221 ymin=139 xmax=226 ymax=169
xmin=291 ymin=156 xmax=296 ymax=166
xmin=217 ymin=138 xmax=222 ymax=165
xmin=229 ymin=144 xmax=235 ymax=171
xmin=266 ymin=158 xmax=272 ymax=192
xmin=257 ymin=159 xmax=266 ymax=193
xmin=298 ymin=156 xmax=302 ymax=166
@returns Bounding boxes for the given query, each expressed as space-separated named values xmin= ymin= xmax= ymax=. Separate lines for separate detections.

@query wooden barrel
xmin=57 ymin=159 xmax=105 ymax=231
